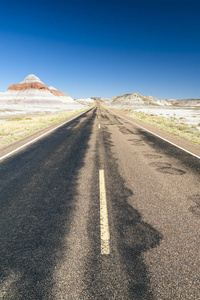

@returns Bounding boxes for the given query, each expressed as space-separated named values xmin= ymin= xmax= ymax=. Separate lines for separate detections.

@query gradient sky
xmin=0 ymin=0 xmax=199 ymax=99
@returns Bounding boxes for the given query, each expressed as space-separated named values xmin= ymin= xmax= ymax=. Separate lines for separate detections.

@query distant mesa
xmin=107 ymin=92 xmax=170 ymax=107
xmin=170 ymin=99 xmax=200 ymax=106
xmin=75 ymin=97 xmax=107 ymax=106
xmin=107 ymin=92 xmax=200 ymax=107
xmin=76 ymin=98 xmax=95 ymax=106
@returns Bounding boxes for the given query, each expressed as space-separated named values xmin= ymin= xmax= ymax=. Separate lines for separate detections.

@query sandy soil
xmin=0 ymin=104 xmax=80 ymax=121
xmin=134 ymin=107 xmax=200 ymax=129
xmin=1 ymin=104 xmax=199 ymax=131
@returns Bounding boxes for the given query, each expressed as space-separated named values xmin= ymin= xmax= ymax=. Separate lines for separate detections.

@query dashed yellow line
xmin=99 ymin=169 xmax=110 ymax=255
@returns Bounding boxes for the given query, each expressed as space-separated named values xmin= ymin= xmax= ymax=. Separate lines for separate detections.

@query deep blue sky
xmin=0 ymin=0 xmax=199 ymax=99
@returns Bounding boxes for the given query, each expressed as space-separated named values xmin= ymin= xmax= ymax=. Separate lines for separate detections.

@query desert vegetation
xmin=128 ymin=111 xmax=200 ymax=145
xmin=0 ymin=110 xmax=85 ymax=146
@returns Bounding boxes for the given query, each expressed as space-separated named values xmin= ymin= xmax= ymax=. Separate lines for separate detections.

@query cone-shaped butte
xmin=8 ymin=74 xmax=49 ymax=91
xmin=0 ymin=74 xmax=84 ymax=111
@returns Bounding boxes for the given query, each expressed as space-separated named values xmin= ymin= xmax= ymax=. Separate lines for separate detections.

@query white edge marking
xmin=98 ymin=124 xmax=101 ymax=129
xmin=99 ymin=169 xmax=110 ymax=255
xmin=0 ymin=109 xmax=91 ymax=162
xmin=110 ymin=109 xmax=200 ymax=160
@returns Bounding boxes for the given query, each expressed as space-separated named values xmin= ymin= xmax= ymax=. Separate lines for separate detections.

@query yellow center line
xmin=99 ymin=169 xmax=110 ymax=255
xmin=98 ymin=124 xmax=101 ymax=129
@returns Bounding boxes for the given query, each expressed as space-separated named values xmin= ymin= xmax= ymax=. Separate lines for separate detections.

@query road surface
xmin=0 ymin=104 xmax=200 ymax=299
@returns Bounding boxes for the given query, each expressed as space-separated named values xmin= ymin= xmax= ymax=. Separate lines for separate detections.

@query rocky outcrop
xmin=76 ymin=98 xmax=95 ymax=106
xmin=170 ymin=99 xmax=200 ymax=106
xmin=108 ymin=92 xmax=200 ymax=107
xmin=108 ymin=93 xmax=171 ymax=107
xmin=90 ymin=97 xmax=108 ymax=102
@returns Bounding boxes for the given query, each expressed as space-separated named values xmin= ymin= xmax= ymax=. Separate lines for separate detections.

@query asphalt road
xmin=0 ymin=104 xmax=200 ymax=299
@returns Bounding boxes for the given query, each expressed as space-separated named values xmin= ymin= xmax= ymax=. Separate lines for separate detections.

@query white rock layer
xmin=0 ymin=74 xmax=83 ymax=110
xmin=21 ymin=74 xmax=44 ymax=84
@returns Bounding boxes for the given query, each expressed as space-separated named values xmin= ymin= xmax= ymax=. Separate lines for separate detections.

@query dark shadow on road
xmin=0 ymin=108 xmax=96 ymax=299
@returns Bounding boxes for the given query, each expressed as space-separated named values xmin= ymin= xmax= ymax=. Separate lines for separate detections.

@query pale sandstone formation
xmin=20 ymin=74 xmax=44 ymax=84
xmin=49 ymin=86 xmax=68 ymax=96
xmin=48 ymin=86 xmax=75 ymax=103
xmin=76 ymin=98 xmax=95 ymax=106
xmin=0 ymin=75 xmax=83 ymax=115
xmin=107 ymin=92 xmax=171 ymax=107
xmin=107 ymin=92 xmax=200 ymax=107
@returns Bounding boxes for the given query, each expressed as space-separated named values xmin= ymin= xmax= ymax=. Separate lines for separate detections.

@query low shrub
xmin=129 ymin=111 xmax=200 ymax=145
xmin=7 ymin=117 xmax=23 ymax=121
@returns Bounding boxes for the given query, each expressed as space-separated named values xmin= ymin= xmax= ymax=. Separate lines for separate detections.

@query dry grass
xmin=128 ymin=111 xmax=200 ymax=145
xmin=0 ymin=110 xmax=86 ymax=146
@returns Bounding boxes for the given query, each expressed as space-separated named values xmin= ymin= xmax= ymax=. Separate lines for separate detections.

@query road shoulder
xmin=0 ymin=109 xmax=91 ymax=159
xmin=107 ymin=107 xmax=200 ymax=158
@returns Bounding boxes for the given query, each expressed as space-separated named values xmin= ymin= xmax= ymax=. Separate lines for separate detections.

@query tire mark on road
xmin=188 ymin=195 xmax=200 ymax=217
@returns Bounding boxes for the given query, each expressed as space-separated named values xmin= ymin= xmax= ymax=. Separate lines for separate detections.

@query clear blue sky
xmin=0 ymin=0 xmax=199 ymax=99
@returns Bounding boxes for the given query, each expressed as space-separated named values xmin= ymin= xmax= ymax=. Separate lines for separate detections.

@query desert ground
xmin=134 ymin=106 xmax=200 ymax=129
xmin=0 ymin=104 xmax=199 ymax=130
xmin=0 ymin=104 xmax=78 ymax=121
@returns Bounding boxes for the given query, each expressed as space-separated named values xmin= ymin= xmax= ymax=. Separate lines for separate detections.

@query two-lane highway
xmin=0 ymin=104 xmax=200 ymax=299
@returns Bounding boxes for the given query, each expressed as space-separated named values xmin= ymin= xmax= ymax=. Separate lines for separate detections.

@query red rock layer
xmin=146 ymin=95 xmax=159 ymax=101
xmin=8 ymin=82 xmax=70 ymax=98
xmin=8 ymin=82 xmax=49 ymax=91
xmin=49 ymin=89 xmax=69 ymax=97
